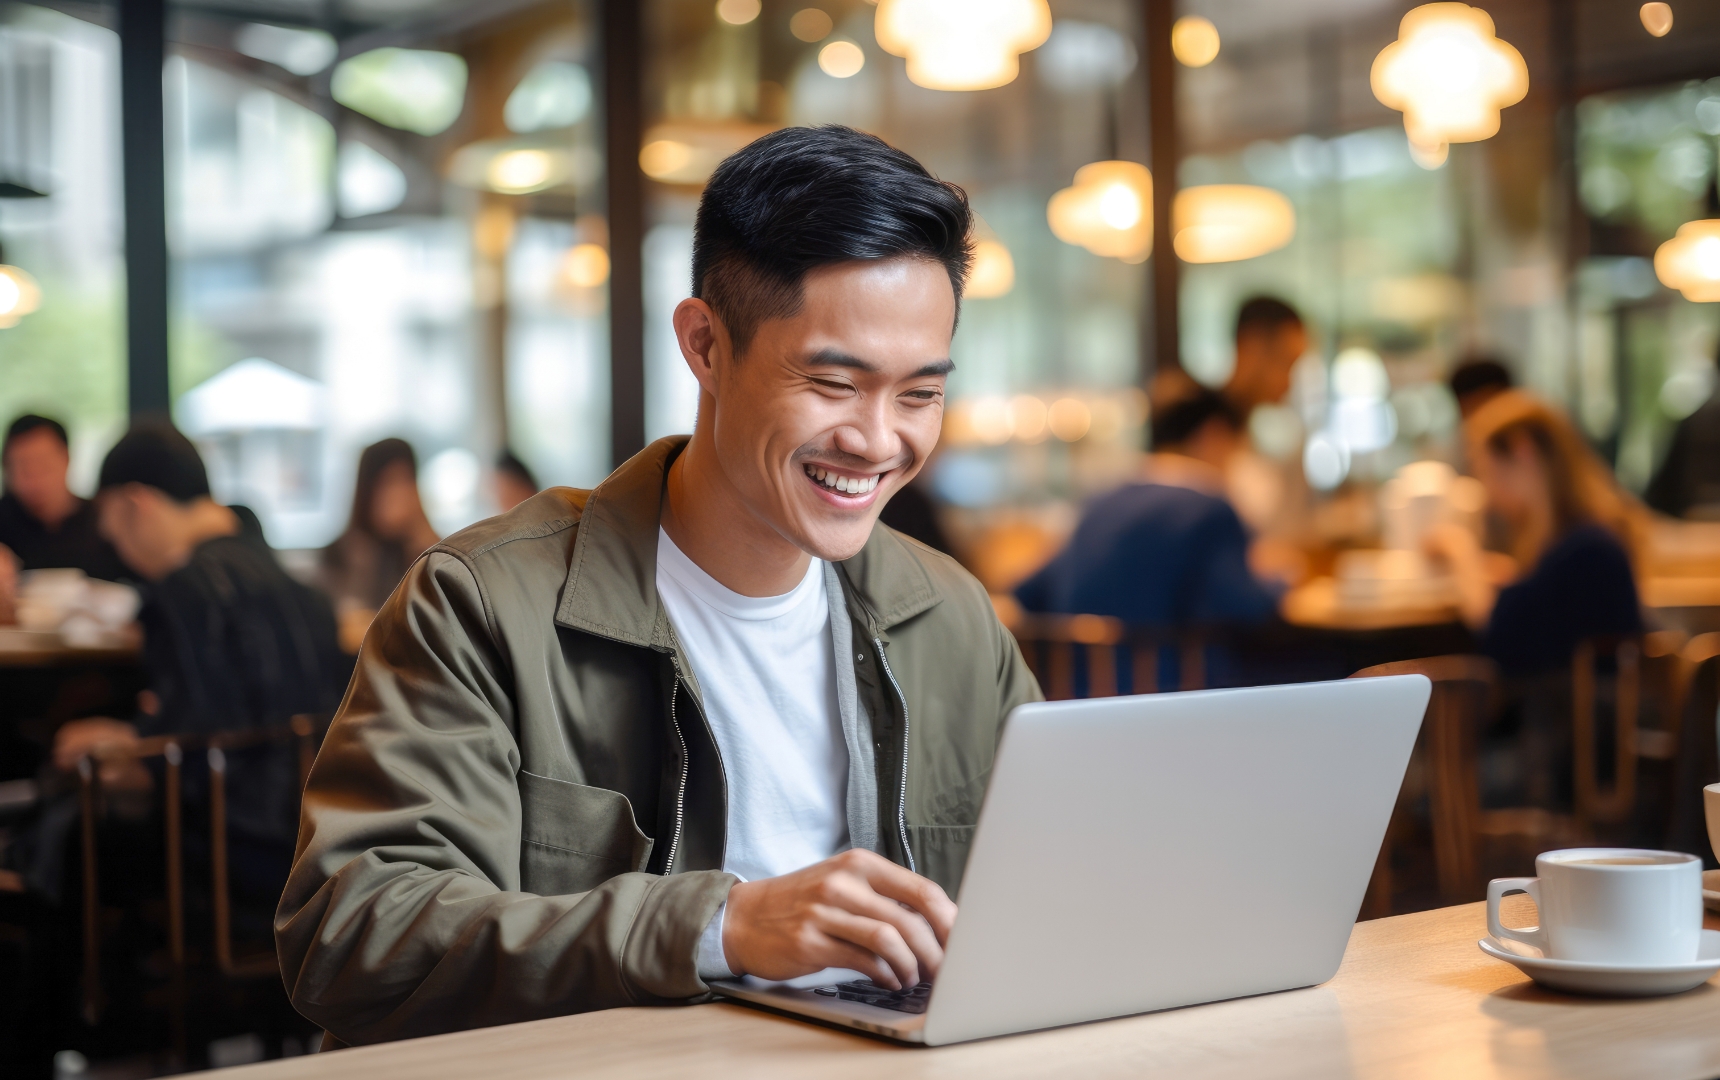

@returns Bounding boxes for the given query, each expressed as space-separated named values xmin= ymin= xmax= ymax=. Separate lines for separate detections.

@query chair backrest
xmin=1572 ymin=632 xmax=1690 ymax=826
xmin=77 ymin=714 xmax=330 ymax=1024
xmin=1351 ymin=655 xmax=1499 ymax=904
xmin=1009 ymin=613 xmax=1208 ymax=699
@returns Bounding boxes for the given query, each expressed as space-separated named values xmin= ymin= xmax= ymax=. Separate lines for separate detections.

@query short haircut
xmin=1152 ymin=389 xmax=1242 ymax=449
xmin=692 ymin=125 xmax=974 ymax=355
xmin=1235 ymin=296 xmax=1303 ymax=340
xmin=496 ymin=450 xmax=538 ymax=491
xmin=1449 ymin=356 xmax=1513 ymax=400
xmin=98 ymin=422 xmax=211 ymax=503
xmin=4 ymin=413 xmax=69 ymax=456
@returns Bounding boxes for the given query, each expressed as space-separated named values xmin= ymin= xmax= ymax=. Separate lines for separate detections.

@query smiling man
xmin=275 ymin=126 xmax=1041 ymax=1045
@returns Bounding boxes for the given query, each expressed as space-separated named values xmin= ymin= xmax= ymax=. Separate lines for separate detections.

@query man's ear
xmin=672 ymin=298 xmax=734 ymax=399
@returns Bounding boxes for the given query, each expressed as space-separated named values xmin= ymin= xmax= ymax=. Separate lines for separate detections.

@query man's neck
xmin=661 ymin=427 xmax=811 ymax=598
xmin=18 ymin=489 xmax=79 ymax=532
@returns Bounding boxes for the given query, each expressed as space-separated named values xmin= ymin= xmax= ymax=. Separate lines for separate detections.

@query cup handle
xmin=1487 ymin=877 xmax=1548 ymax=954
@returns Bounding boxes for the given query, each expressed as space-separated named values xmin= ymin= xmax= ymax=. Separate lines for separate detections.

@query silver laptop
xmin=712 ymin=674 xmax=1430 ymax=1045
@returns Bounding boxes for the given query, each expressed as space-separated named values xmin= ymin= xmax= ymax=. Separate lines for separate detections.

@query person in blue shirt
xmin=1424 ymin=390 xmax=1643 ymax=678
xmin=1015 ymin=390 xmax=1281 ymax=629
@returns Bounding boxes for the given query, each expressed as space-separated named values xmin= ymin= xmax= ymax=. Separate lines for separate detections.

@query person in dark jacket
xmin=1425 ymin=390 xmax=1643 ymax=677
xmin=1015 ymin=390 xmax=1281 ymax=629
xmin=48 ymin=424 xmax=348 ymax=866
xmin=0 ymin=413 xmax=127 ymax=583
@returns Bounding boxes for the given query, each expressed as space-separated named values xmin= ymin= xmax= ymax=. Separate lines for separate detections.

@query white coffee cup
xmin=1705 ymin=783 xmax=1720 ymax=863
xmin=1487 ymin=848 xmax=1702 ymax=966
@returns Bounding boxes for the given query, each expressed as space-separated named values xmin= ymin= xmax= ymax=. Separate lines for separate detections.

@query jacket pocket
xmin=517 ymin=770 xmax=655 ymax=896
xmin=907 ymin=823 xmax=977 ymax=900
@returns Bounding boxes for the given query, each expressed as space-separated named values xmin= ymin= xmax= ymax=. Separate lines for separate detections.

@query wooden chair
xmin=77 ymin=714 xmax=328 ymax=1029
xmin=1351 ymin=655 xmax=1500 ymax=914
xmin=1010 ymin=613 xmax=1207 ymax=699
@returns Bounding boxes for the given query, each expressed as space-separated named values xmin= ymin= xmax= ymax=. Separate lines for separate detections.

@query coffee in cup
xmin=1705 ymin=783 xmax=1720 ymax=864
xmin=1487 ymin=848 xmax=1702 ymax=966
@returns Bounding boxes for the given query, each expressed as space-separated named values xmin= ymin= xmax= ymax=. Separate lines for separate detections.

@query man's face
xmin=1232 ymin=322 xmax=1308 ymax=408
xmin=3 ymin=427 xmax=71 ymax=520
xmin=691 ymin=257 xmax=955 ymax=562
xmin=96 ymin=484 xmax=177 ymax=581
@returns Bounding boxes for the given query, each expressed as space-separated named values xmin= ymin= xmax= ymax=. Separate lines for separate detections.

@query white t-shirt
xmin=654 ymin=527 xmax=849 ymax=884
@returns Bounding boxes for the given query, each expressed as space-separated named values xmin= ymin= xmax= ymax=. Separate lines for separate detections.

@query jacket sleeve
xmin=274 ymin=551 xmax=733 ymax=1045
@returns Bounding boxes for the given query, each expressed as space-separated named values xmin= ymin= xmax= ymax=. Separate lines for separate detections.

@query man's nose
xmin=831 ymin=397 xmax=902 ymax=462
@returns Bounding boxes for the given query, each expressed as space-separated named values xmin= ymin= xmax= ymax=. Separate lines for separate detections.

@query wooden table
xmin=209 ymin=903 xmax=1720 ymax=1080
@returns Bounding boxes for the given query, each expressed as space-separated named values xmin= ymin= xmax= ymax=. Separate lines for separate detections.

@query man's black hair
xmin=1449 ymin=356 xmax=1513 ymax=400
xmin=1235 ymin=296 xmax=1303 ymax=339
xmin=692 ymin=125 xmax=973 ymax=355
xmin=4 ymin=413 xmax=69 ymax=455
xmin=98 ymin=422 xmax=212 ymax=503
xmin=1152 ymin=389 xmax=1243 ymax=449
xmin=496 ymin=450 xmax=538 ymax=491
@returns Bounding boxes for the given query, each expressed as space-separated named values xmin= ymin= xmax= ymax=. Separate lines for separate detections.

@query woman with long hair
xmin=319 ymin=438 xmax=439 ymax=652
xmin=1425 ymin=389 xmax=1644 ymax=676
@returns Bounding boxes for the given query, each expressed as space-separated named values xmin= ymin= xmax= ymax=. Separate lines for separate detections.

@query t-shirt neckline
xmin=656 ymin=527 xmax=824 ymax=622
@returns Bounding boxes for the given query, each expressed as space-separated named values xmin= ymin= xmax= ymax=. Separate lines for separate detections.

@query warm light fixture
xmin=486 ymin=149 xmax=558 ymax=194
xmin=1370 ymin=3 xmax=1528 ymax=163
xmin=1047 ymin=397 xmax=1092 ymax=441
xmin=874 ymin=0 xmax=1051 ymax=92
xmin=791 ymin=8 xmax=834 ymax=41
xmin=1640 ymin=2 xmax=1673 ymax=36
xmin=715 ymin=0 xmax=761 ymax=25
xmin=561 ymin=243 xmax=611 ymax=289
xmin=1655 ymin=219 xmax=1720 ymax=301
xmin=818 ymin=41 xmax=866 ymax=78
xmin=967 ymin=239 xmax=1015 ymax=298
xmin=1172 ymin=184 xmax=1296 ymax=263
xmin=1170 ymin=16 xmax=1220 ymax=68
xmin=1047 ymin=160 xmax=1153 ymax=263
xmin=0 ymin=263 xmax=41 ymax=328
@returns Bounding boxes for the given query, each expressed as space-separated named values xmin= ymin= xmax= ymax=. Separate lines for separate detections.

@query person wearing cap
xmin=32 ymin=424 xmax=348 ymax=895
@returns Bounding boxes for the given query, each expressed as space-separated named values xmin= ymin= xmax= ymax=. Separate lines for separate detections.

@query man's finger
xmin=852 ymin=860 xmax=958 ymax=945
xmin=815 ymin=908 xmax=919 ymax=989
xmin=815 ymin=876 xmax=945 ymax=976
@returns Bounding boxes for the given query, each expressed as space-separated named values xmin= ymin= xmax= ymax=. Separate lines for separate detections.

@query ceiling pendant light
xmin=1655 ymin=219 xmax=1720 ymax=301
xmin=1370 ymin=3 xmax=1528 ymax=163
xmin=1172 ymin=185 xmax=1296 ymax=264
xmin=874 ymin=0 xmax=1051 ymax=92
xmin=0 ymin=261 xmax=41 ymax=328
xmin=1047 ymin=161 xmax=1153 ymax=263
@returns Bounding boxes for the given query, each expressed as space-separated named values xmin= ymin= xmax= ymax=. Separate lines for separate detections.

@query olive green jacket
xmin=274 ymin=437 xmax=1041 ymax=1045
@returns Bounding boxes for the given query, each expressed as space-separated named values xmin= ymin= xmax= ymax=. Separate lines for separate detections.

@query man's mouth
xmin=804 ymin=464 xmax=881 ymax=497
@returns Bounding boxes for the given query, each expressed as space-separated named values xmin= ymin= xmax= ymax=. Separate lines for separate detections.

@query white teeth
xmin=805 ymin=466 xmax=879 ymax=495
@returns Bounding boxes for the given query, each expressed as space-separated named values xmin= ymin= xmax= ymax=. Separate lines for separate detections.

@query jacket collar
xmin=555 ymin=435 xmax=943 ymax=647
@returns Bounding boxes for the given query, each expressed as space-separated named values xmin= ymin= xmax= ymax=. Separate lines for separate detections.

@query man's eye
xmin=810 ymin=377 xmax=853 ymax=392
xmin=902 ymin=388 xmax=942 ymax=402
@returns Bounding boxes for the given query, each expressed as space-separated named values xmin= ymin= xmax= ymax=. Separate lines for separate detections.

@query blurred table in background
xmin=0 ymin=628 xmax=143 ymax=781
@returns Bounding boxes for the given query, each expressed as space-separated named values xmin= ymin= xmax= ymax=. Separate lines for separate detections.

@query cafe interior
xmin=3 ymin=0 xmax=1720 ymax=1076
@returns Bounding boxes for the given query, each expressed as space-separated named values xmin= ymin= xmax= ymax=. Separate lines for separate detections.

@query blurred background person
xmin=13 ymin=423 xmax=346 ymax=901
xmin=319 ymin=438 xmax=439 ymax=653
xmin=1223 ymin=296 xmax=1308 ymax=415
xmin=0 ymin=414 xmax=127 ymax=589
xmin=494 ymin=450 xmax=539 ymax=513
xmin=1645 ymin=340 xmax=1720 ymax=519
xmin=1015 ymin=389 xmax=1282 ymax=630
xmin=1425 ymin=390 xmax=1643 ymax=678
xmin=1448 ymin=355 xmax=1515 ymax=420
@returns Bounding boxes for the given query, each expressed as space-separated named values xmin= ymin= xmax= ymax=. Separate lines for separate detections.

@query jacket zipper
xmin=662 ymin=678 xmax=690 ymax=875
xmin=872 ymin=637 xmax=916 ymax=875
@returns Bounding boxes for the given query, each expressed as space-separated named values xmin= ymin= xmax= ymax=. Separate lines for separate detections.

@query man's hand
xmin=53 ymin=717 xmax=141 ymax=772
xmin=722 ymin=849 xmax=957 ymax=990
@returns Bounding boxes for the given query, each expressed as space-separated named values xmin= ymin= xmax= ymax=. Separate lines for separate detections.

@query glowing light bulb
xmin=561 ymin=243 xmax=611 ymax=289
xmin=1371 ymin=3 xmax=1528 ymax=150
xmin=1640 ymin=2 xmax=1673 ymax=36
xmin=874 ymin=0 xmax=1051 ymax=91
xmin=1171 ymin=16 xmax=1220 ymax=67
xmin=0 ymin=264 xmax=42 ymax=328
xmin=1171 ymin=185 xmax=1296 ymax=263
xmin=1047 ymin=160 xmax=1153 ymax=263
xmin=1655 ymin=219 xmax=1720 ymax=301
xmin=486 ymin=149 xmax=557 ymax=193
xmin=818 ymin=40 xmax=866 ymax=78
xmin=966 ymin=240 xmax=1015 ymax=299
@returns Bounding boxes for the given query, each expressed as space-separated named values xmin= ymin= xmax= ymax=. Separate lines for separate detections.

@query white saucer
xmin=1703 ymin=869 xmax=1720 ymax=913
xmin=1478 ymin=929 xmax=1720 ymax=997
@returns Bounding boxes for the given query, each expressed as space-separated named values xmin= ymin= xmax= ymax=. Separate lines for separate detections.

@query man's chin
xmin=790 ymin=519 xmax=876 ymax=564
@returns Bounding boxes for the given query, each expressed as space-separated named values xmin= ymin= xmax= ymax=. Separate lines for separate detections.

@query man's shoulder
xmin=434 ymin=487 xmax=590 ymax=563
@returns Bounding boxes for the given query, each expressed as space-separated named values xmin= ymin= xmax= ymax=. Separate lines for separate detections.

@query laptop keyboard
xmin=812 ymin=979 xmax=934 ymax=1014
